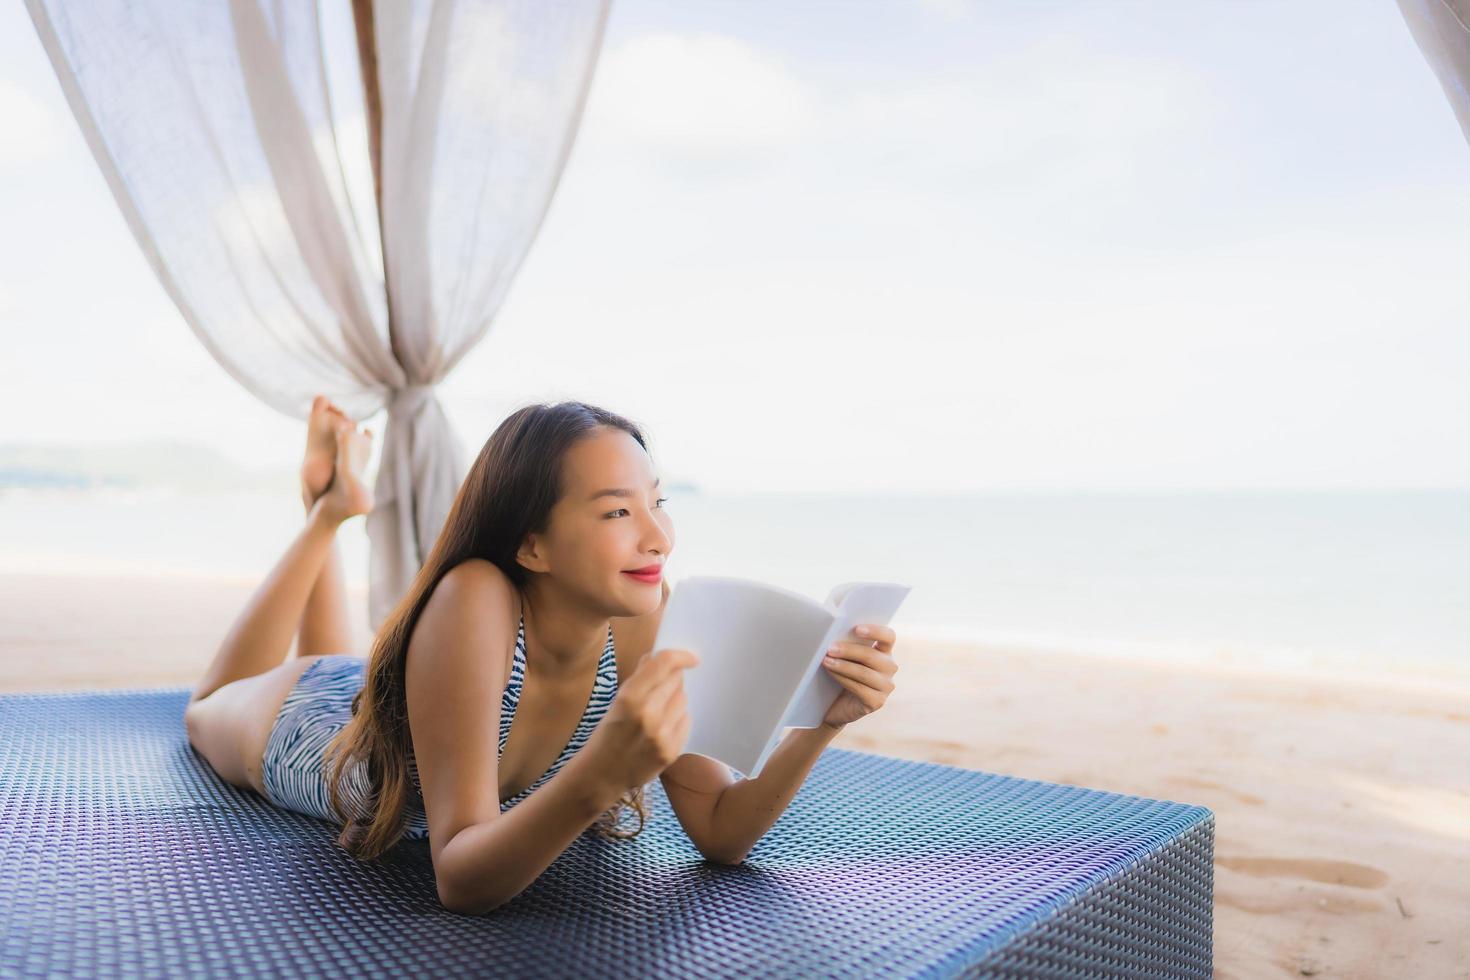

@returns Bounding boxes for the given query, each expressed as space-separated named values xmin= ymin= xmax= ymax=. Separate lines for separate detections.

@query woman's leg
xmin=296 ymin=395 xmax=355 ymax=659
xmin=295 ymin=486 xmax=355 ymax=660
xmin=189 ymin=503 xmax=347 ymax=704
xmin=189 ymin=414 xmax=374 ymax=704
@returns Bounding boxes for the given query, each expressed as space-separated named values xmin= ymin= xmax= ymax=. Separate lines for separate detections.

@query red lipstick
xmin=621 ymin=564 xmax=662 ymax=584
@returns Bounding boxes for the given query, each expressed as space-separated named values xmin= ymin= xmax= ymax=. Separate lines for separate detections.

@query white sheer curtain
xmin=1397 ymin=0 xmax=1470 ymax=143
xmin=25 ymin=0 xmax=610 ymax=629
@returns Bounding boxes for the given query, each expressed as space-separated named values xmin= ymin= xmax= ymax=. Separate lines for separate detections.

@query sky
xmin=0 ymin=0 xmax=1466 ymax=494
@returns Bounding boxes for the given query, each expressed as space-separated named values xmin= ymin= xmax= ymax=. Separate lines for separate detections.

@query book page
xmin=780 ymin=581 xmax=912 ymax=730
xmin=651 ymin=576 xmax=835 ymax=778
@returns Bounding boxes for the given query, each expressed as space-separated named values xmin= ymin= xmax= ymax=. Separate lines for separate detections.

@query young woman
xmin=183 ymin=396 xmax=900 ymax=914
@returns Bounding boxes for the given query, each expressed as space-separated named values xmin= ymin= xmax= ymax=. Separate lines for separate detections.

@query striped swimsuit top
xmin=399 ymin=611 xmax=619 ymax=838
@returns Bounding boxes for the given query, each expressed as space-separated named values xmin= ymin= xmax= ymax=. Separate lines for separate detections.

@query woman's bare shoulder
xmin=439 ymin=558 xmax=517 ymax=604
xmin=412 ymin=560 xmax=521 ymax=670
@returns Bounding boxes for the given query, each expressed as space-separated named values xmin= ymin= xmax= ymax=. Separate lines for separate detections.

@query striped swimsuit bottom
xmin=259 ymin=611 xmax=619 ymax=841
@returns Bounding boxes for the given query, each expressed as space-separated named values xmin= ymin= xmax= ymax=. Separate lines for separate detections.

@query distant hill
xmin=0 ymin=441 xmax=704 ymax=495
xmin=0 ymin=442 xmax=295 ymax=493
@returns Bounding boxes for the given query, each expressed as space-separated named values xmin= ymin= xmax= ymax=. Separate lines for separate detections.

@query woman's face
xmin=530 ymin=427 xmax=675 ymax=616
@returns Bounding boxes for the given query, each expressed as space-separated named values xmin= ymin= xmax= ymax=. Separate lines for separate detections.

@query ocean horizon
xmin=2 ymin=485 xmax=1466 ymax=686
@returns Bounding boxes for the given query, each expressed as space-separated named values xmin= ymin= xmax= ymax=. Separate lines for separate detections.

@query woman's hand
xmin=819 ymin=624 xmax=899 ymax=731
xmin=588 ymin=647 xmax=699 ymax=792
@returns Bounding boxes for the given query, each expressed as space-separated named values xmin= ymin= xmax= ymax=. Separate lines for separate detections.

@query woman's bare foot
xmin=313 ymin=418 xmax=375 ymax=524
xmin=302 ymin=395 xmax=349 ymax=507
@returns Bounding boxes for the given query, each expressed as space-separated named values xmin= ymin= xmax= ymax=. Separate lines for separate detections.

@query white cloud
xmin=914 ymin=0 xmax=974 ymax=22
xmin=0 ymin=79 xmax=63 ymax=168
xmin=828 ymin=34 xmax=1220 ymax=197
xmin=583 ymin=33 xmax=818 ymax=159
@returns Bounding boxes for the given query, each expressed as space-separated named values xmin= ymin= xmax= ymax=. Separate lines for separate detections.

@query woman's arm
xmin=437 ymin=750 xmax=626 ymax=914
xmin=406 ymin=560 xmax=630 ymax=915
xmin=697 ymin=621 xmax=902 ymax=861
xmin=698 ymin=723 xmax=842 ymax=864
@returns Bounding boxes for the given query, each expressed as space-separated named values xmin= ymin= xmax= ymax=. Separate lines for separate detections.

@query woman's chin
xmin=615 ymin=576 xmax=664 ymax=613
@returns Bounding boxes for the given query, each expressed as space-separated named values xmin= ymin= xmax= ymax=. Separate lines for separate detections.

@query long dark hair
xmin=322 ymin=400 xmax=654 ymax=861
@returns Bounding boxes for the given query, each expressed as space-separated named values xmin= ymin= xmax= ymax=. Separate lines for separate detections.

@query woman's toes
xmin=323 ymin=399 xmax=360 ymax=427
xmin=322 ymin=420 xmax=374 ymax=518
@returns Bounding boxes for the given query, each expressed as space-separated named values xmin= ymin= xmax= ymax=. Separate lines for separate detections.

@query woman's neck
xmin=518 ymin=581 xmax=608 ymax=678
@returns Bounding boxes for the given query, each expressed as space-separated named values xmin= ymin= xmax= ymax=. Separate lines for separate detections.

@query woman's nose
xmin=644 ymin=516 xmax=672 ymax=552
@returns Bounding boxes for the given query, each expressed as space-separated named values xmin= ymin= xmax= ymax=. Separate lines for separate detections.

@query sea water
xmin=1 ymin=487 xmax=1465 ymax=683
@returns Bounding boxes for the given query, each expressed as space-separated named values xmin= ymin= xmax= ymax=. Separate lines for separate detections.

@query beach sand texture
xmin=2 ymin=571 xmax=1465 ymax=979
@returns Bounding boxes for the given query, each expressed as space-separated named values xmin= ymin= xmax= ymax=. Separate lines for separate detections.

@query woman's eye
xmin=606 ymin=498 xmax=669 ymax=519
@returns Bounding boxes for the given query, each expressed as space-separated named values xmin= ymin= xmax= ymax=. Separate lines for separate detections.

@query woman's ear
xmin=515 ymin=533 xmax=545 ymax=574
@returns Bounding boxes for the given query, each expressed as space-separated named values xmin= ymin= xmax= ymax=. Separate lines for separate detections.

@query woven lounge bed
xmin=1 ymin=686 xmax=1214 ymax=978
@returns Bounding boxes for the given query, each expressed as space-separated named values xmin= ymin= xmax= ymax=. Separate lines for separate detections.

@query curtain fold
xmin=25 ymin=0 xmax=611 ymax=629
xmin=1396 ymin=0 xmax=1470 ymax=144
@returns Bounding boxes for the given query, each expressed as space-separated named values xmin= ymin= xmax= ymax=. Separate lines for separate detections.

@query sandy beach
xmin=1 ymin=570 xmax=1465 ymax=979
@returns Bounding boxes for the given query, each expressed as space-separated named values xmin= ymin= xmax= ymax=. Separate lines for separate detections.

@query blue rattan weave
xmin=0 ymin=687 xmax=1213 ymax=978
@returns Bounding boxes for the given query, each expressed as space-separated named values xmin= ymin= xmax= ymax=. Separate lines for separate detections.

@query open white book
xmin=651 ymin=576 xmax=912 ymax=779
